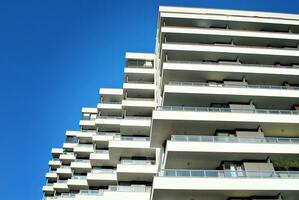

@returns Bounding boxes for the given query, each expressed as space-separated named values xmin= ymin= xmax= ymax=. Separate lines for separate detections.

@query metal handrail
xmin=159 ymin=169 xmax=299 ymax=178
xmin=157 ymin=106 xmax=299 ymax=115
xmin=171 ymin=135 xmax=299 ymax=144
xmin=168 ymin=81 xmax=299 ymax=90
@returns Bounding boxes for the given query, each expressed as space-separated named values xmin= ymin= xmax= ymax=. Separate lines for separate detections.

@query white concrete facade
xmin=43 ymin=5 xmax=299 ymax=200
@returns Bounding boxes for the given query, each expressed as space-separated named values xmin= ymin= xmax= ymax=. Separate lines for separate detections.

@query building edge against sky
xmin=42 ymin=5 xmax=299 ymax=200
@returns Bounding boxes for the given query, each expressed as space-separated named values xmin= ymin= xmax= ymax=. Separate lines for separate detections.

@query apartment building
xmin=42 ymin=6 xmax=299 ymax=200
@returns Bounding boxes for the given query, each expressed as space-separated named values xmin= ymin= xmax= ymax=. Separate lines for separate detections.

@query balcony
xmin=152 ymin=169 xmax=299 ymax=200
xmin=73 ymin=143 xmax=94 ymax=157
xmin=123 ymin=81 xmax=155 ymax=98
xmin=67 ymin=175 xmax=88 ymax=190
xmin=77 ymin=131 xmax=96 ymax=143
xmin=163 ymin=82 xmax=299 ymax=109
xmin=59 ymin=152 xmax=75 ymax=164
xmin=161 ymin=26 xmax=299 ymax=49
xmin=161 ymin=61 xmax=299 ymax=87
xmin=46 ymin=171 xmax=57 ymax=181
xmin=48 ymin=159 xmax=61 ymax=169
xmin=117 ymin=160 xmax=158 ymax=181
xmin=151 ymin=106 xmax=299 ymax=147
xmin=104 ymin=185 xmax=151 ymax=200
xmin=92 ymin=132 xmax=119 ymax=148
xmin=90 ymin=150 xmax=115 ymax=167
xmin=75 ymin=190 xmax=104 ymax=199
xmin=56 ymin=166 xmax=72 ymax=178
xmin=161 ymin=43 xmax=299 ymax=66
xmin=70 ymin=159 xmax=92 ymax=173
xmin=51 ymin=148 xmax=63 ymax=158
xmin=87 ymin=168 xmax=117 ymax=186
xmin=99 ymin=88 xmax=123 ymax=104
xmin=122 ymin=98 xmax=156 ymax=116
xmin=159 ymin=7 xmax=299 ymax=34
xmin=97 ymin=102 xmax=122 ymax=116
xmin=165 ymin=135 xmax=299 ymax=169
xmin=120 ymin=116 xmax=152 ymax=135
xmin=125 ymin=67 xmax=155 ymax=83
xmin=53 ymin=180 xmax=69 ymax=193
xmin=109 ymin=137 xmax=155 ymax=162
xmin=42 ymin=183 xmax=54 ymax=195
xmin=95 ymin=116 xmax=121 ymax=132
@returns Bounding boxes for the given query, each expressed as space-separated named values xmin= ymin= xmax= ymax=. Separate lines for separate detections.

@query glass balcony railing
xmin=57 ymin=179 xmax=67 ymax=183
xmin=117 ymin=136 xmax=150 ymax=141
xmin=96 ymin=132 xmax=120 ymax=136
xmin=97 ymin=116 xmax=122 ymax=119
xmin=123 ymin=116 xmax=152 ymax=120
xmin=74 ymin=159 xmax=90 ymax=163
xmin=159 ymin=169 xmax=299 ymax=178
xmin=60 ymin=165 xmax=71 ymax=169
xmin=95 ymin=149 xmax=109 ymax=154
xmin=79 ymin=190 xmax=104 ymax=196
xmin=171 ymin=135 xmax=299 ymax=144
xmin=108 ymin=185 xmax=146 ymax=192
xmin=165 ymin=59 xmax=299 ymax=68
xmin=120 ymin=160 xmax=155 ymax=165
xmin=168 ymin=81 xmax=299 ymax=90
xmin=91 ymin=168 xmax=116 ymax=174
xmin=76 ymin=144 xmax=94 ymax=148
xmin=126 ymin=80 xmax=154 ymax=84
xmin=72 ymin=175 xmax=87 ymax=180
xmin=157 ymin=106 xmax=299 ymax=115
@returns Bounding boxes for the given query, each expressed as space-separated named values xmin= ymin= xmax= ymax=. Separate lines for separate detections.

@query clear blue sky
xmin=1 ymin=0 xmax=299 ymax=199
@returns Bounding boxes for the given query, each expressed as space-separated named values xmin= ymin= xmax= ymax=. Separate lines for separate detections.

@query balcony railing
xmin=91 ymin=168 xmax=116 ymax=174
xmin=79 ymin=190 xmax=104 ymax=196
xmin=120 ymin=160 xmax=155 ymax=165
xmin=108 ymin=185 xmax=146 ymax=192
xmin=76 ymin=144 xmax=94 ymax=148
xmin=72 ymin=175 xmax=87 ymax=180
xmin=165 ymin=60 xmax=299 ymax=69
xmin=168 ymin=81 xmax=299 ymax=90
xmin=97 ymin=116 xmax=122 ymax=119
xmin=74 ymin=159 xmax=90 ymax=163
xmin=159 ymin=169 xmax=299 ymax=178
xmin=117 ymin=136 xmax=150 ymax=141
xmin=124 ymin=116 xmax=152 ymax=120
xmin=95 ymin=149 xmax=109 ymax=154
xmin=157 ymin=106 xmax=299 ymax=115
xmin=126 ymin=81 xmax=154 ymax=84
xmin=171 ymin=135 xmax=299 ymax=144
xmin=97 ymin=132 xmax=120 ymax=136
